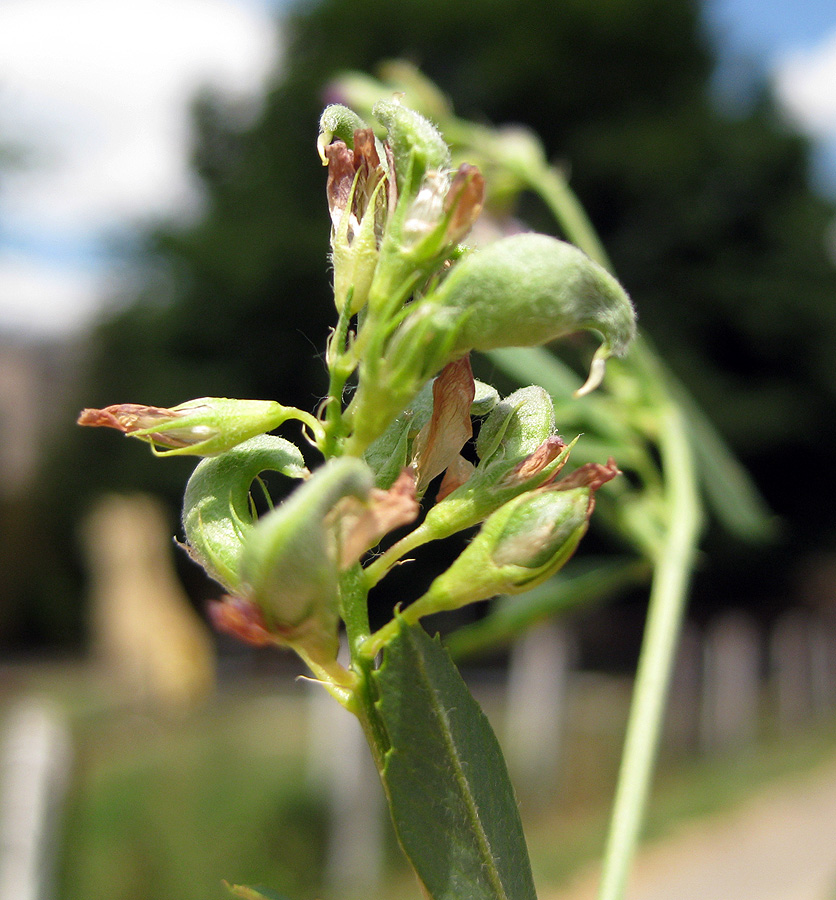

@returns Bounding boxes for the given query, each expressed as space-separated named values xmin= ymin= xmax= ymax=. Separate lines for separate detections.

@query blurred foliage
xmin=17 ymin=0 xmax=836 ymax=649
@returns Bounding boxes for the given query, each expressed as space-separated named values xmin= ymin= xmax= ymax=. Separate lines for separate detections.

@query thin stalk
xmin=531 ymin=167 xmax=703 ymax=900
xmin=338 ymin=565 xmax=390 ymax=772
xmin=322 ymin=303 xmax=355 ymax=458
xmin=595 ymin=402 xmax=701 ymax=900
xmin=527 ymin=166 xmax=614 ymax=272
xmin=363 ymin=522 xmax=434 ymax=588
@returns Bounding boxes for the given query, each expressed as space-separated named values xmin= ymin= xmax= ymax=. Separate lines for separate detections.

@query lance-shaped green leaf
xmin=182 ymin=435 xmax=308 ymax=591
xmin=373 ymin=619 xmax=537 ymax=900
xmin=396 ymin=233 xmax=636 ymax=395
xmin=363 ymin=379 xmax=435 ymax=487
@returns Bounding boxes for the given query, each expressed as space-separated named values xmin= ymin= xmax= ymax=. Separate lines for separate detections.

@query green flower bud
xmin=471 ymin=379 xmax=500 ymax=417
xmin=182 ymin=435 xmax=308 ymax=591
xmin=322 ymin=127 xmax=392 ymax=314
xmin=206 ymin=456 xmax=417 ymax=677
xmin=317 ymin=104 xmax=369 ymax=163
xmin=362 ymin=460 xmax=619 ymax=658
xmin=78 ymin=397 xmax=311 ymax=457
xmin=372 ymin=99 xmax=450 ymax=198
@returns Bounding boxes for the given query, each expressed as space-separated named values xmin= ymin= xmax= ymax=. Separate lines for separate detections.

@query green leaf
xmin=374 ymin=620 xmax=537 ymax=900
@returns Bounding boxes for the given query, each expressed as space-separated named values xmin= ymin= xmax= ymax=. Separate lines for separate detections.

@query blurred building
xmin=0 ymin=337 xmax=80 ymax=500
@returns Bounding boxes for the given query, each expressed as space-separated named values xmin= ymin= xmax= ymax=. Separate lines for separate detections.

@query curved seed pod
xmin=238 ymin=457 xmax=375 ymax=645
xmin=404 ymin=233 xmax=636 ymax=394
xmin=317 ymin=103 xmax=369 ymax=162
xmin=182 ymin=435 xmax=308 ymax=591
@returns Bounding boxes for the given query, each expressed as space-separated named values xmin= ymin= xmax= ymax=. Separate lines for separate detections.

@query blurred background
xmin=2 ymin=0 xmax=836 ymax=897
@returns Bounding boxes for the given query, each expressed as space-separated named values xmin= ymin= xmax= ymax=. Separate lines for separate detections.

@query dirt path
xmin=545 ymin=754 xmax=836 ymax=900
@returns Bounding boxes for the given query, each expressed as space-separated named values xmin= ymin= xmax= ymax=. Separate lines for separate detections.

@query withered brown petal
xmin=444 ymin=164 xmax=485 ymax=245
xmin=436 ymin=454 xmax=476 ymax=503
xmin=208 ymin=596 xmax=275 ymax=647
xmin=77 ymin=403 xmax=179 ymax=433
xmin=411 ymin=355 xmax=476 ymax=492
xmin=498 ymin=435 xmax=568 ymax=488
xmin=332 ymin=468 xmax=419 ymax=568
xmin=324 ymin=139 xmax=356 ymax=229
xmin=352 ymin=127 xmax=380 ymax=173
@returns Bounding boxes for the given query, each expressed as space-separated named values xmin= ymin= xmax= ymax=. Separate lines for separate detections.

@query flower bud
xmin=182 ymin=435 xmax=308 ymax=591
xmin=408 ymin=460 xmax=619 ymax=616
xmin=240 ymin=457 xmax=374 ymax=632
xmin=317 ymin=104 xmax=369 ymax=163
xmin=372 ymin=99 xmax=450 ymax=198
xmin=409 ymin=386 xmax=571 ymax=542
xmin=323 ymin=127 xmax=392 ymax=314
xmin=78 ymin=398 xmax=302 ymax=457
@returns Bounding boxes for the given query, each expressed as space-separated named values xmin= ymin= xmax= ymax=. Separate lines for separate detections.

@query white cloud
xmin=774 ymin=29 xmax=836 ymax=138
xmin=0 ymin=250 xmax=106 ymax=337
xmin=0 ymin=0 xmax=279 ymax=335
xmin=0 ymin=0 xmax=279 ymax=235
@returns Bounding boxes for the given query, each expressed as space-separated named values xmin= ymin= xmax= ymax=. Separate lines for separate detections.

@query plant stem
xmin=595 ymin=401 xmax=701 ymax=900
xmin=531 ymin=166 xmax=703 ymax=900
xmin=338 ymin=565 xmax=391 ymax=772
xmin=528 ymin=166 xmax=614 ymax=272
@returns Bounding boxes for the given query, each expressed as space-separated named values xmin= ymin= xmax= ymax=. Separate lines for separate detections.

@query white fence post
xmin=0 ymin=700 xmax=72 ymax=900
xmin=700 ymin=612 xmax=761 ymax=752
xmin=504 ymin=620 xmax=575 ymax=802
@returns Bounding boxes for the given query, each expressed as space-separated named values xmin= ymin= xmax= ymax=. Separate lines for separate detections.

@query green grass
xmin=54 ymin=682 xmax=329 ymax=900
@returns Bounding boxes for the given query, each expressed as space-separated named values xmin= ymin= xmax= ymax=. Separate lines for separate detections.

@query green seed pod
xmin=78 ymin=397 xmax=307 ymax=457
xmin=373 ymin=99 xmax=451 ymax=197
xmin=182 ymin=435 xmax=308 ymax=591
xmin=238 ymin=457 xmax=375 ymax=652
xmin=361 ymin=461 xmax=619 ymax=658
xmin=399 ymin=233 xmax=636 ymax=394
xmin=317 ymin=103 xmax=369 ymax=162
xmin=475 ymin=385 xmax=556 ymax=462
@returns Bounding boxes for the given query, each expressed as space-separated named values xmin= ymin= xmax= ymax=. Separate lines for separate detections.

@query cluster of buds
xmin=79 ymin=90 xmax=636 ymax=688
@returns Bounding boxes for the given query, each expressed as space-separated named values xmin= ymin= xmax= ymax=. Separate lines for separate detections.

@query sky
xmin=0 ymin=0 xmax=835 ymax=339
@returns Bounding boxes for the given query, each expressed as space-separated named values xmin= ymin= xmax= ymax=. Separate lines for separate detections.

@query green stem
xmin=529 ymin=166 xmax=703 ymax=900
xmin=338 ymin=565 xmax=390 ymax=772
xmin=322 ymin=304 xmax=355 ymax=458
xmin=363 ymin=521 xmax=434 ymax=588
xmin=595 ymin=403 xmax=701 ymax=900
